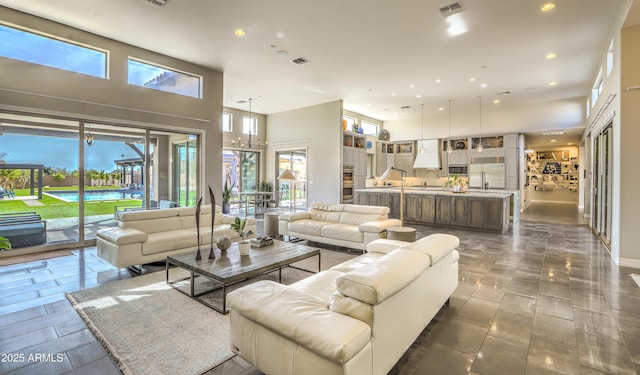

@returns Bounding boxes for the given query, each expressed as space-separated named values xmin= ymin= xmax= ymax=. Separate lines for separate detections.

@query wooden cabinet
xmin=435 ymin=195 xmax=451 ymax=225
xmin=450 ymin=196 xmax=467 ymax=226
xmin=405 ymin=194 xmax=435 ymax=223
xmin=378 ymin=192 xmax=400 ymax=219
xmin=466 ymin=197 xmax=485 ymax=228
xmin=484 ymin=198 xmax=507 ymax=231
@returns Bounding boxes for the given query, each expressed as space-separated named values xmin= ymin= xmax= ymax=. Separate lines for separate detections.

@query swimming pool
xmin=46 ymin=190 xmax=142 ymax=202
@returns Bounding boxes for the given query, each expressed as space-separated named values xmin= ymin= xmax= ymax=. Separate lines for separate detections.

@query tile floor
xmin=0 ymin=203 xmax=639 ymax=375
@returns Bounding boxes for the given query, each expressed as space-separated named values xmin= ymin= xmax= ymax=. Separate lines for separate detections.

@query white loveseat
xmin=96 ymin=205 xmax=256 ymax=269
xmin=278 ymin=203 xmax=402 ymax=251
xmin=227 ymin=234 xmax=460 ymax=375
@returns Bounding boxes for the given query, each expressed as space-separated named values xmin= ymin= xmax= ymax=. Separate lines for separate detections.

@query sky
xmin=0 ymin=134 xmax=143 ymax=171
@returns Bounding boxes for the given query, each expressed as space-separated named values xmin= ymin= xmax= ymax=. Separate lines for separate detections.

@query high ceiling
xmin=0 ymin=0 xmax=635 ymax=145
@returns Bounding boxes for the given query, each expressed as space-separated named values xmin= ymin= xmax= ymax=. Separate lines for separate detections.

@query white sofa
xmin=96 ymin=205 xmax=256 ymax=268
xmin=278 ymin=203 xmax=402 ymax=251
xmin=227 ymin=234 xmax=460 ymax=375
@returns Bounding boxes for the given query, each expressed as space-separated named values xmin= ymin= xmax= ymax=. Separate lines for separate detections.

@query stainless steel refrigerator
xmin=469 ymin=163 xmax=505 ymax=189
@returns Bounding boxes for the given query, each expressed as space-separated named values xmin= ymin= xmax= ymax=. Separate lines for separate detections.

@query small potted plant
xmin=0 ymin=236 xmax=11 ymax=251
xmin=444 ymin=174 xmax=465 ymax=192
xmin=230 ymin=217 xmax=253 ymax=256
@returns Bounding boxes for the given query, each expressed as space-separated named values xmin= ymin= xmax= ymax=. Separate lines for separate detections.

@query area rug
xmin=66 ymin=248 xmax=357 ymax=375
xmin=66 ymin=268 xmax=233 ymax=375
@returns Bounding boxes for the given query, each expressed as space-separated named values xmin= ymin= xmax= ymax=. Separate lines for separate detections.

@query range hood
xmin=413 ymin=139 xmax=441 ymax=169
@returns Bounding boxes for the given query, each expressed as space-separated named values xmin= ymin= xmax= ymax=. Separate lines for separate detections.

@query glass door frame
xmin=592 ymin=122 xmax=613 ymax=249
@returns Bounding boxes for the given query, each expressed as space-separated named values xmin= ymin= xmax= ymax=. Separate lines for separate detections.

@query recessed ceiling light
xmin=541 ymin=131 xmax=565 ymax=136
xmin=416 ymin=94 xmax=422 ymax=98
xmin=435 ymin=79 xmax=441 ymax=83
xmin=276 ymin=50 xmax=289 ymax=56
xmin=234 ymin=29 xmax=246 ymax=36
xmin=546 ymin=52 xmax=557 ymax=59
xmin=567 ymin=142 xmax=574 ymax=145
xmin=469 ymin=77 xmax=476 ymax=82
xmin=550 ymin=139 xmax=557 ymax=143
xmin=548 ymin=81 xmax=557 ymax=86
xmin=480 ymin=83 xmax=488 ymax=88
xmin=493 ymin=99 xmax=500 ymax=104
xmin=541 ymin=2 xmax=556 ymax=12
xmin=439 ymin=107 xmax=444 ymax=111
xmin=409 ymin=84 xmax=415 ymax=88
xmin=391 ymin=92 xmax=396 ymax=96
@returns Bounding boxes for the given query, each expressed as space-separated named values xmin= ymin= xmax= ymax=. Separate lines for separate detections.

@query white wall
xmin=383 ymin=98 xmax=585 ymax=143
xmin=266 ymin=101 xmax=342 ymax=206
xmin=619 ymin=24 xmax=640 ymax=267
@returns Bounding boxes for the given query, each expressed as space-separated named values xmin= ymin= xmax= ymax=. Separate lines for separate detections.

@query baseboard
xmin=618 ymin=257 xmax=640 ymax=269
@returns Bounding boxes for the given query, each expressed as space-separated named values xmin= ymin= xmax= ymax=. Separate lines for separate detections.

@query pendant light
xmin=247 ymin=98 xmax=253 ymax=149
xmin=447 ymin=100 xmax=453 ymax=154
xmin=85 ymin=123 xmax=95 ymax=146
xmin=419 ymin=103 xmax=425 ymax=154
xmin=477 ymin=95 xmax=484 ymax=152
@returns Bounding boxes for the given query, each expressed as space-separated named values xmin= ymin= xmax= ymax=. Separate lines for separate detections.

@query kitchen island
xmin=355 ymin=187 xmax=517 ymax=233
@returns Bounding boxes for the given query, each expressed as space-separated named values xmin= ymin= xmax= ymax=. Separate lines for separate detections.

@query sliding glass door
xmin=0 ymin=110 xmax=200 ymax=250
xmin=276 ymin=149 xmax=307 ymax=211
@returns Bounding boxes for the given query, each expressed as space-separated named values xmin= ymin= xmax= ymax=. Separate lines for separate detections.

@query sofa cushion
xmin=336 ymin=249 xmax=429 ymax=305
xmin=343 ymin=204 xmax=389 ymax=216
xmin=120 ymin=215 xmax=183 ymax=235
xmin=399 ymin=234 xmax=460 ymax=264
xmin=288 ymin=219 xmax=330 ymax=237
xmin=310 ymin=209 xmax=343 ymax=223
xmin=339 ymin=212 xmax=386 ymax=226
xmin=311 ymin=202 xmax=345 ymax=211
xmin=116 ymin=207 xmax=179 ymax=221
xmin=290 ymin=270 xmax=345 ymax=304
xmin=330 ymin=253 xmax=384 ymax=273
xmin=321 ymin=223 xmax=363 ymax=243
xmin=141 ymin=229 xmax=197 ymax=255
xmin=329 ymin=292 xmax=374 ymax=327
xmin=366 ymin=239 xmax=411 ymax=255
xmin=228 ymin=281 xmax=371 ymax=364
xmin=97 ymin=227 xmax=148 ymax=245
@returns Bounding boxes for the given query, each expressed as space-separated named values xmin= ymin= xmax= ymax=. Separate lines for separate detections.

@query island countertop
xmin=356 ymin=187 xmax=513 ymax=199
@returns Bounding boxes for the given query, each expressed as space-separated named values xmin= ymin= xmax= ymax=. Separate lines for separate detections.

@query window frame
xmin=222 ymin=112 xmax=233 ymax=132
xmin=243 ymin=115 xmax=257 ymax=135
xmin=126 ymin=57 xmax=203 ymax=99
xmin=0 ymin=22 xmax=109 ymax=79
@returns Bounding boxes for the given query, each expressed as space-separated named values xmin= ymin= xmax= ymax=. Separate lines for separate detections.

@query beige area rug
xmin=0 ymin=249 xmax=74 ymax=267
xmin=66 ymin=248 xmax=357 ymax=375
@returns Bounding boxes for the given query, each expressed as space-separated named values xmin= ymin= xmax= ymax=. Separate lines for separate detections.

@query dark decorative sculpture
xmin=208 ymin=185 xmax=216 ymax=259
xmin=195 ymin=196 xmax=203 ymax=260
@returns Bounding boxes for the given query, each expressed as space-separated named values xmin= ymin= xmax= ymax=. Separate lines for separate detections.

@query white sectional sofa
xmin=227 ymin=233 xmax=460 ymax=375
xmin=96 ymin=205 xmax=256 ymax=269
xmin=278 ymin=203 xmax=402 ymax=251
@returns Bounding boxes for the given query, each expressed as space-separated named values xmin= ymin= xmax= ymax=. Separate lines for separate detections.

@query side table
xmin=387 ymin=227 xmax=416 ymax=242
xmin=264 ymin=212 xmax=280 ymax=238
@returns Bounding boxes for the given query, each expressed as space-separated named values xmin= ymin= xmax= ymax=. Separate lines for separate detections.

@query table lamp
xmin=379 ymin=166 xmax=406 ymax=225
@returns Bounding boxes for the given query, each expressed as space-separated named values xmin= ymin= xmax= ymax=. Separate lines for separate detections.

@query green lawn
xmin=0 ymin=188 xmax=141 ymax=219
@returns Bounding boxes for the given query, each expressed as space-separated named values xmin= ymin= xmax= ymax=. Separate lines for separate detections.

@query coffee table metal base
xmin=166 ymin=245 xmax=320 ymax=314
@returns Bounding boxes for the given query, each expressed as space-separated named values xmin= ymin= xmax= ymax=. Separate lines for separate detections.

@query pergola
xmin=0 ymin=163 xmax=44 ymax=199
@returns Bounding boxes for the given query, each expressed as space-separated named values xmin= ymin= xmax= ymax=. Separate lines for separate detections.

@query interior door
xmin=593 ymin=123 xmax=613 ymax=248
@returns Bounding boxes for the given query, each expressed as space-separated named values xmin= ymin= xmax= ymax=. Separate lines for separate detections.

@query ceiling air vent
xmin=439 ymin=1 xmax=465 ymax=17
xmin=400 ymin=106 xmax=411 ymax=110
xmin=146 ymin=0 xmax=167 ymax=6
xmin=291 ymin=57 xmax=310 ymax=65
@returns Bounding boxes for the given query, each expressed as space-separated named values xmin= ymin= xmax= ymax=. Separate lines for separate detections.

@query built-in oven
xmin=448 ymin=165 xmax=468 ymax=175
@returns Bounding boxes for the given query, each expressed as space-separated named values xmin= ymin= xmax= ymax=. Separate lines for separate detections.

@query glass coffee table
xmin=166 ymin=240 xmax=321 ymax=314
